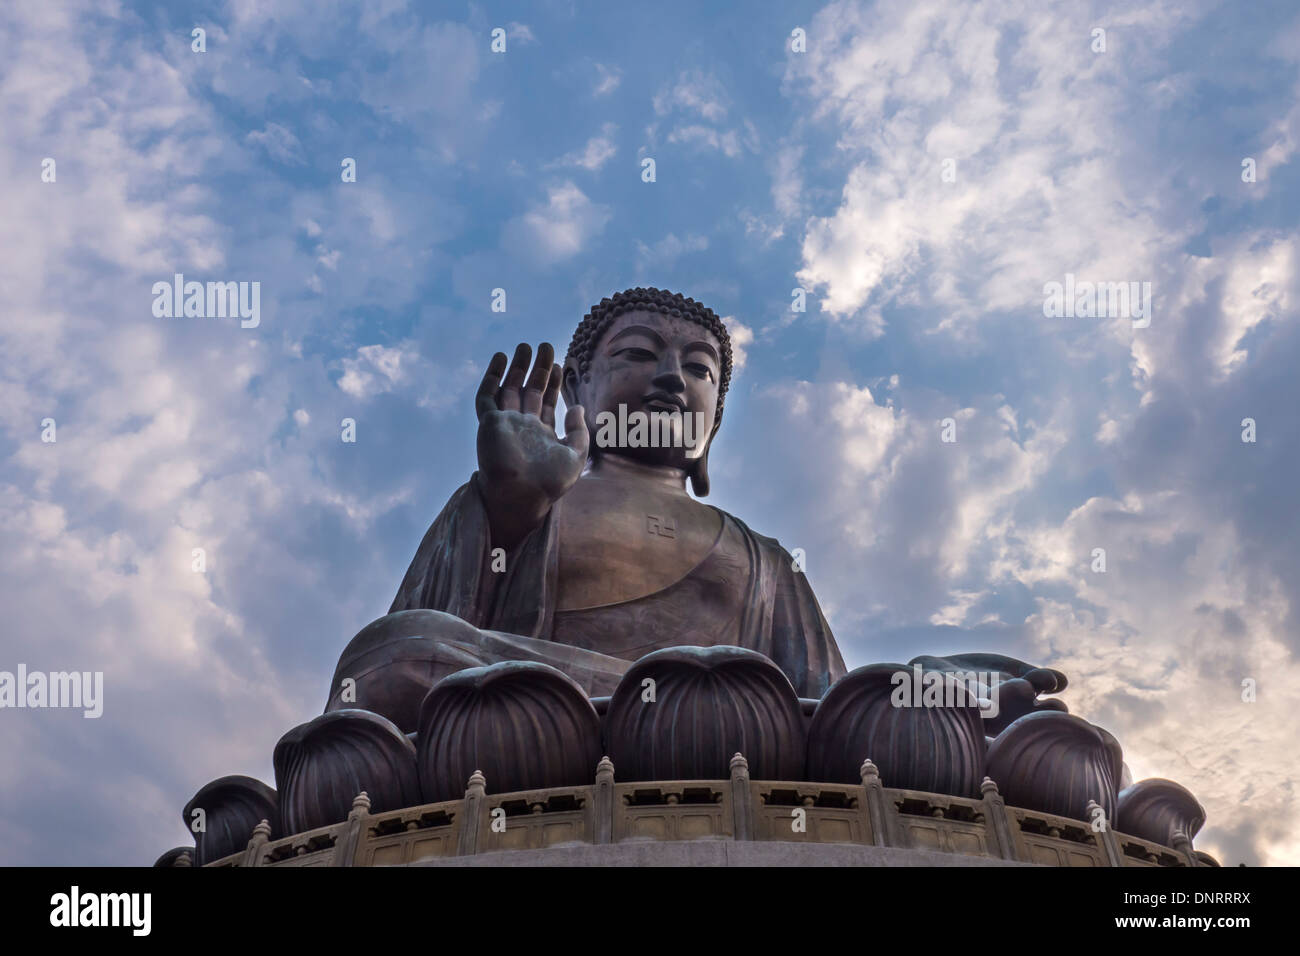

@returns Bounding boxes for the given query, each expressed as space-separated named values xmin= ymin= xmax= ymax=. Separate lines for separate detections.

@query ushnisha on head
xmin=561 ymin=287 xmax=733 ymax=497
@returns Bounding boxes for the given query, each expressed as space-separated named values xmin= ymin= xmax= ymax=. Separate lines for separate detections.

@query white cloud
xmin=648 ymin=70 xmax=759 ymax=160
xmin=634 ymin=232 xmax=708 ymax=271
xmin=506 ymin=22 xmax=537 ymax=45
xmin=245 ymin=122 xmax=306 ymax=165
xmin=788 ymin=0 xmax=1192 ymax=335
xmin=0 ymin=0 xmax=479 ymax=865
xmin=766 ymin=1 xmax=1300 ymax=866
xmin=739 ymin=210 xmax=785 ymax=244
xmin=653 ymin=68 xmax=729 ymax=121
xmin=548 ymin=123 xmax=618 ymax=171
xmin=666 ymin=125 xmax=744 ymax=157
xmin=1000 ymin=490 xmax=1300 ymax=866
xmin=338 ymin=344 xmax=410 ymax=399
xmin=1210 ymin=235 xmax=1294 ymax=379
xmin=729 ymin=373 xmax=1063 ymax=649
xmin=337 ymin=343 xmax=477 ymax=411
xmin=355 ymin=20 xmax=487 ymax=162
xmin=930 ymin=589 xmax=990 ymax=627
xmin=771 ymin=145 xmax=803 ymax=219
xmin=502 ymin=181 xmax=612 ymax=266
xmin=593 ymin=62 xmax=622 ymax=96
xmin=2 ymin=0 xmax=1296 ymax=872
xmin=723 ymin=316 xmax=753 ymax=370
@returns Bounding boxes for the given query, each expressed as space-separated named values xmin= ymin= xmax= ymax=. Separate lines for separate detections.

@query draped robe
xmin=379 ymin=474 xmax=847 ymax=700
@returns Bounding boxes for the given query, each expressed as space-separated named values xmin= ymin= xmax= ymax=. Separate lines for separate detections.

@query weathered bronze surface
xmin=273 ymin=709 xmax=421 ymax=835
xmin=986 ymin=711 xmax=1124 ymax=823
xmin=172 ymin=642 xmax=1218 ymax=867
xmin=807 ymin=663 xmax=987 ymax=797
xmin=416 ymin=660 xmax=601 ymax=803
xmin=603 ymin=645 xmax=806 ymax=782
xmin=907 ymin=652 xmax=1070 ymax=735
xmin=182 ymin=775 xmax=278 ymax=867
xmin=166 ymin=287 xmax=1216 ymax=869
xmin=1117 ymin=778 xmax=1206 ymax=847
xmin=367 ymin=288 xmax=846 ymax=702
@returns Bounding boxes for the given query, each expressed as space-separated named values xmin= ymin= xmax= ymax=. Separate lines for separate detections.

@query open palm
xmin=476 ymin=342 xmax=588 ymax=507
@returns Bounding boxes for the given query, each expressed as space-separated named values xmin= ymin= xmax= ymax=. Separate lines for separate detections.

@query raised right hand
xmin=475 ymin=343 xmax=589 ymax=547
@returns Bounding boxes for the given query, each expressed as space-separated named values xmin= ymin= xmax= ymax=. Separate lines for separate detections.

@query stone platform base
xmin=403 ymin=839 xmax=1035 ymax=867
xmin=187 ymin=766 xmax=1199 ymax=867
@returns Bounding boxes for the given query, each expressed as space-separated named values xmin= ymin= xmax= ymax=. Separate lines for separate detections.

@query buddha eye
xmin=686 ymin=364 xmax=714 ymax=382
xmin=614 ymin=347 xmax=656 ymax=361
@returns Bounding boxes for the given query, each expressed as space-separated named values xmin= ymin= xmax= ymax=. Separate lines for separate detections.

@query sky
xmin=1 ymin=0 xmax=1297 ymax=866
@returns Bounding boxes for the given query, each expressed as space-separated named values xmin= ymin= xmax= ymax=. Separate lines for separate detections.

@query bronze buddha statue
xmin=169 ymin=297 xmax=1218 ymax=870
xmin=328 ymin=288 xmax=847 ymax=729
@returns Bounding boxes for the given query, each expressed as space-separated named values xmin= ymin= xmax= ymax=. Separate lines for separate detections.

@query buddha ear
xmin=560 ymin=362 xmax=582 ymax=408
xmin=688 ymin=449 xmax=711 ymax=497
xmin=688 ymin=414 xmax=722 ymax=498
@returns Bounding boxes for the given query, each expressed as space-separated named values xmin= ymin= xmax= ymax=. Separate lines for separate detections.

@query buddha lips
xmin=592 ymin=404 xmax=707 ymax=452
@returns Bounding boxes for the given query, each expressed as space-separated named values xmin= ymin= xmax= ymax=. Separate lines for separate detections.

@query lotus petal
xmin=1118 ymin=778 xmax=1206 ymax=848
xmin=605 ymin=646 xmax=804 ymax=782
xmin=807 ymin=662 xmax=986 ymax=797
xmin=417 ymin=660 xmax=601 ymax=802
xmin=986 ymin=711 xmax=1122 ymax=822
xmin=274 ymin=709 xmax=420 ymax=834
xmin=182 ymin=775 xmax=277 ymax=866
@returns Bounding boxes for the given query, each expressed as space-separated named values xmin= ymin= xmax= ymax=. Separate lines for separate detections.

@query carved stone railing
xmin=194 ymin=755 xmax=1204 ymax=868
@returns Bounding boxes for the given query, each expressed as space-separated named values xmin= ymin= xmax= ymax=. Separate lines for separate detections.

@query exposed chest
xmin=555 ymin=478 xmax=722 ymax=611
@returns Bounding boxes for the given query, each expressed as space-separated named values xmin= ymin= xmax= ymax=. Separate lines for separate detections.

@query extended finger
xmin=540 ymin=363 xmax=562 ymax=427
xmin=498 ymin=343 xmax=531 ymax=412
xmin=522 ymin=342 xmax=555 ymax=416
xmin=476 ymin=352 xmax=509 ymax=419
xmin=562 ymin=404 xmax=589 ymax=460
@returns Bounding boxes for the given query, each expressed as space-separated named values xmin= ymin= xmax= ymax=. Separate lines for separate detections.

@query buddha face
xmin=563 ymin=310 xmax=722 ymax=470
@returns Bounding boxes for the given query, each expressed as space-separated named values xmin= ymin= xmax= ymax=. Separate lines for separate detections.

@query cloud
xmin=723 ymin=316 xmax=753 ymax=370
xmin=337 ymin=344 xmax=410 ymax=399
xmin=592 ymin=62 xmax=622 ymax=96
xmin=1207 ymin=235 xmax=1294 ymax=380
xmin=666 ymin=125 xmax=745 ymax=157
xmin=245 ymin=123 xmax=306 ymax=165
xmin=770 ymin=145 xmax=803 ymax=219
xmin=634 ymin=232 xmax=708 ymax=271
xmin=336 ymin=343 xmax=478 ymax=412
xmin=548 ymin=122 xmax=618 ymax=171
xmin=653 ymin=68 xmax=729 ymax=121
xmin=788 ymin=0 xmax=1192 ymax=334
xmin=738 ymin=210 xmax=785 ymax=244
xmin=2 ymin=0 xmax=1297 ymax=872
xmin=762 ymin=0 xmax=1300 ymax=866
xmin=647 ymin=70 xmax=758 ymax=159
xmin=501 ymin=181 xmax=612 ymax=266
xmin=355 ymin=20 xmax=490 ymax=162
xmin=506 ymin=22 xmax=537 ymax=45
xmin=0 ymin=0 xmax=486 ymax=865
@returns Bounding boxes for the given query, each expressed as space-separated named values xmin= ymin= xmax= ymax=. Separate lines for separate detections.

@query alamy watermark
xmin=592 ymin=404 xmax=707 ymax=450
xmin=50 ymin=886 xmax=150 ymax=936
xmin=0 ymin=665 xmax=103 ymax=718
xmin=152 ymin=273 xmax=260 ymax=328
xmin=890 ymin=664 xmax=1000 ymax=719
xmin=1042 ymin=273 xmax=1151 ymax=328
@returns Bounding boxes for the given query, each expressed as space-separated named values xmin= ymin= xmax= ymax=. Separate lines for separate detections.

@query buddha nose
xmin=652 ymin=354 xmax=686 ymax=393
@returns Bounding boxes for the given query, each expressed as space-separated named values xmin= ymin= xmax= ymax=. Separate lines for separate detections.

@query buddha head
xmin=562 ymin=287 xmax=733 ymax=496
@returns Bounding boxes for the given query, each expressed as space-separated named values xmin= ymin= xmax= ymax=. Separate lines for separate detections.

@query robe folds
xmin=385 ymin=473 xmax=847 ymax=699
